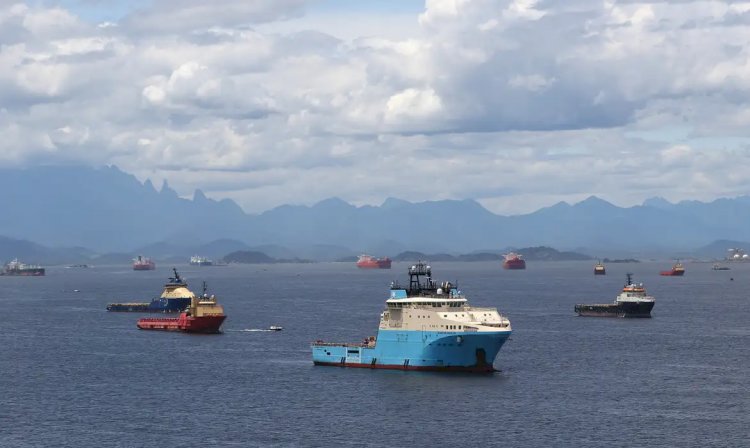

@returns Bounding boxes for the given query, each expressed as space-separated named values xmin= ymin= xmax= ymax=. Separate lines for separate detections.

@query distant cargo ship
xmin=659 ymin=261 xmax=685 ymax=276
xmin=502 ymin=252 xmax=526 ymax=270
xmin=133 ymin=255 xmax=156 ymax=271
xmin=107 ymin=268 xmax=194 ymax=312
xmin=137 ymin=282 xmax=226 ymax=333
xmin=594 ymin=261 xmax=606 ymax=275
xmin=1 ymin=259 xmax=45 ymax=276
xmin=575 ymin=273 xmax=655 ymax=318
xmin=312 ymin=261 xmax=512 ymax=372
xmin=356 ymin=254 xmax=392 ymax=269
xmin=66 ymin=264 xmax=89 ymax=269
xmin=189 ymin=255 xmax=213 ymax=266
xmin=712 ymin=263 xmax=730 ymax=271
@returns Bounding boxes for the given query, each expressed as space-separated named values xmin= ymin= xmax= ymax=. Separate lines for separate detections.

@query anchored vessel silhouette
xmin=575 ymin=273 xmax=655 ymax=318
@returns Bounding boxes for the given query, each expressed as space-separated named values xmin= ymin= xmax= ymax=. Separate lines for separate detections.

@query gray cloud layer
xmin=2 ymin=0 xmax=750 ymax=213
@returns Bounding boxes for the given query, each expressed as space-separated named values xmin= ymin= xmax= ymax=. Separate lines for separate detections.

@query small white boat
xmin=268 ymin=326 xmax=283 ymax=331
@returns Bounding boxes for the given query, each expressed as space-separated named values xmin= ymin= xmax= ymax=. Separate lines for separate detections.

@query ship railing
xmin=311 ymin=341 xmax=369 ymax=348
xmin=477 ymin=322 xmax=511 ymax=328
xmin=138 ymin=317 xmax=180 ymax=322
xmin=464 ymin=306 xmax=496 ymax=312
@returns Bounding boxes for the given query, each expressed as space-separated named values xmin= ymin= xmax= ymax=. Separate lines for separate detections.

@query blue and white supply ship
xmin=106 ymin=268 xmax=194 ymax=312
xmin=311 ymin=262 xmax=512 ymax=373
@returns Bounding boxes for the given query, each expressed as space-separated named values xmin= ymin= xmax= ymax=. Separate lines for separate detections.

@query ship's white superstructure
xmin=189 ymin=255 xmax=213 ymax=266
xmin=380 ymin=287 xmax=509 ymax=332
xmin=615 ymin=279 xmax=655 ymax=304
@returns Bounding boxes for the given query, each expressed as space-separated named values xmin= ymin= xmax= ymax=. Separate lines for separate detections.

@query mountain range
xmin=1 ymin=165 xmax=749 ymax=262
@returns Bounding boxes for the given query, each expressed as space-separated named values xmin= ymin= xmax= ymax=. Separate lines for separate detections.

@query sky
xmin=2 ymin=0 xmax=750 ymax=214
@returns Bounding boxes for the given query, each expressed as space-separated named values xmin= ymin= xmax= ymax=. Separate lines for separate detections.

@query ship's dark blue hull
xmin=107 ymin=297 xmax=192 ymax=313
xmin=574 ymin=301 xmax=654 ymax=318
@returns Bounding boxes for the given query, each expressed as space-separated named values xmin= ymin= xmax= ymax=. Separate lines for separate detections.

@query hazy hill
xmin=0 ymin=235 xmax=93 ymax=265
xmin=134 ymin=239 xmax=252 ymax=260
xmin=694 ymin=239 xmax=750 ymax=259
xmin=391 ymin=247 xmax=590 ymax=262
xmin=250 ymin=197 xmax=506 ymax=252
xmin=223 ymin=250 xmax=276 ymax=264
xmin=3 ymin=165 xmax=750 ymax=256
xmin=0 ymin=165 xmax=249 ymax=251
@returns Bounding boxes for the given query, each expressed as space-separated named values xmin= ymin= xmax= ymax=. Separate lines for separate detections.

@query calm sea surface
xmin=1 ymin=261 xmax=749 ymax=447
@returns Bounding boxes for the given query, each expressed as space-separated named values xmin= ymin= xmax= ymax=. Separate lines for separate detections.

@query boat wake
xmin=229 ymin=328 xmax=278 ymax=333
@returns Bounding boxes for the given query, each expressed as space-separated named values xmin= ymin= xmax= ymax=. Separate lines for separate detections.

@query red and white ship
xmin=659 ymin=261 xmax=685 ymax=276
xmin=356 ymin=254 xmax=392 ymax=269
xmin=502 ymin=252 xmax=526 ymax=270
xmin=133 ymin=255 xmax=156 ymax=271
xmin=137 ymin=283 xmax=226 ymax=333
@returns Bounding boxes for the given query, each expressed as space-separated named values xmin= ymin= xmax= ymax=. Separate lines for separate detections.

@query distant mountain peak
xmin=313 ymin=197 xmax=354 ymax=209
xmin=381 ymin=197 xmax=411 ymax=208
xmin=533 ymin=200 xmax=571 ymax=215
xmin=643 ymin=196 xmax=673 ymax=209
xmin=193 ymin=189 xmax=207 ymax=202
xmin=160 ymin=180 xmax=178 ymax=198
xmin=143 ymin=179 xmax=156 ymax=193
xmin=575 ymin=195 xmax=616 ymax=209
xmin=580 ymin=195 xmax=608 ymax=204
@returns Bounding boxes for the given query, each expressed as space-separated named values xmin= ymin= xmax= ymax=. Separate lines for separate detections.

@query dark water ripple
xmin=1 ymin=261 xmax=749 ymax=447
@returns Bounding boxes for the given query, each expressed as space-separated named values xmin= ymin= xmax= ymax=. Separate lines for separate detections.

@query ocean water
xmin=1 ymin=261 xmax=748 ymax=447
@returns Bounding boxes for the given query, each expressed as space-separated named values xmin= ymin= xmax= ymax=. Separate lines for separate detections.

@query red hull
xmin=660 ymin=270 xmax=684 ymax=276
xmin=133 ymin=256 xmax=155 ymax=270
xmin=502 ymin=260 xmax=526 ymax=270
xmin=137 ymin=314 xmax=226 ymax=333
xmin=313 ymin=361 xmax=495 ymax=373
xmin=356 ymin=256 xmax=391 ymax=269
xmin=356 ymin=260 xmax=392 ymax=269
xmin=133 ymin=264 xmax=155 ymax=271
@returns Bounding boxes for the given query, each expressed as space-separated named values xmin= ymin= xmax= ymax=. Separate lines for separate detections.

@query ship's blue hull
xmin=147 ymin=297 xmax=192 ymax=312
xmin=312 ymin=329 xmax=511 ymax=372
xmin=106 ymin=297 xmax=192 ymax=313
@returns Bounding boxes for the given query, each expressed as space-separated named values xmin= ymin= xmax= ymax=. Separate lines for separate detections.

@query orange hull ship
xmin=356 ymin=254 xmax=392 ymax=269
xmin=502 ymin=252 xmax=526 ymax=270
xmin=660 ymin=261 xmax=685 ymax=276
xmin=137 ymin=283 xmax=226 ymax=334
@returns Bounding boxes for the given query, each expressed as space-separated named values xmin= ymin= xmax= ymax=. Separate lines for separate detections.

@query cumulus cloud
xmin=1 ymin=0 xmax=750 ymax=213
